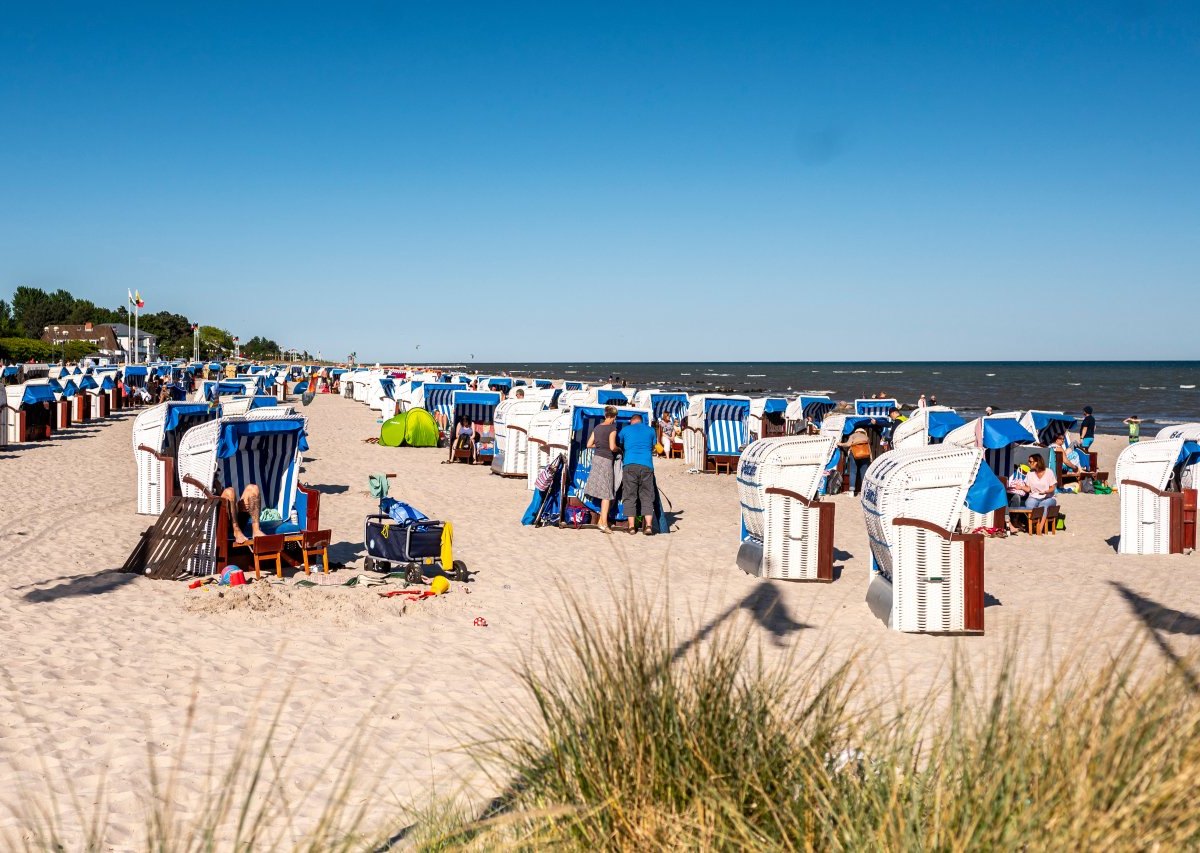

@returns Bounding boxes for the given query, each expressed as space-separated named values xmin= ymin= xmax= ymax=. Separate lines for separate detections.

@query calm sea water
xmin=452 ymin=361 xmax=1200 ymax=434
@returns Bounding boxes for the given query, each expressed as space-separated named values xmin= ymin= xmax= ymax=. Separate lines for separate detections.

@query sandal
xmin=598 ymin=526 xmax=613 ymax=534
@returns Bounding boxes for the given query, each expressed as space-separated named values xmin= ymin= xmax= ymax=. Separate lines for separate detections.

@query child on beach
xmin=1123 ymin=415 xmax=1141 ymax=444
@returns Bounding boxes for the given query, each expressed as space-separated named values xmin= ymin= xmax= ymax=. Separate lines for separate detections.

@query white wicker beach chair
xmin=493 ymin=399 xmax=548 ymax=478
xmin=3 ymin=383 xmax=57 ymax=444
xmin=1117 ymin=437 xmax=1198 ymax=555
xmin=736 ymin=435 xmax=838 ymax=581
xmin=526 ymin=409 xmax=572 ymax=489
xmin=861 ymin=444 xmax=997 ymax=634
xmin=890 ymin=406 xmax=964 ymax=450
xmin=684 ymin=395 xmax=751 ymax=474
xmin=1156 ymin=424 xmax=1200 ymax=490
xmin=133 ymin=401 xmax=220 ymax=515
xmin=747 ymin=397 xmax=789 ymax=442
xmin=855 ymin=398 xmax=897 ymax=418
xmin=784 ymin=396 xmax=835 ymax=434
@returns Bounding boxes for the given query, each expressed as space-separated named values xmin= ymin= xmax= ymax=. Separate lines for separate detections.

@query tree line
xmin=0 ymin=286 xmax=283 ymax=362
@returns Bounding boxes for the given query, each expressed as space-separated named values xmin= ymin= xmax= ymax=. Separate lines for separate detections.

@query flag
xmin=128 ymin=289 xmax=135 ymax=306
xmin=135 ymin=290 xmax=144 ymax=309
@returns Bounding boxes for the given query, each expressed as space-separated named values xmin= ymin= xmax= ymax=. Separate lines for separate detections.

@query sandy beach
xmin=2 ymin=394 xmax=1197 ymax=845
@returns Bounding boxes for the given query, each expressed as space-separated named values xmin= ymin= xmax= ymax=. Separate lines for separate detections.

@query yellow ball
xmin=430 ymin=575 xmax=450 ymax=595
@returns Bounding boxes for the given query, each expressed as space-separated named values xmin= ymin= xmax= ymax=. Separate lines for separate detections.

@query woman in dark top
xmin=585 ymin=406 xmax=619 ymax=533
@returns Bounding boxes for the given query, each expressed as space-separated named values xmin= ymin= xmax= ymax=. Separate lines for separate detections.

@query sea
xmin=450 ymin=361 xmax=1200 ymax=435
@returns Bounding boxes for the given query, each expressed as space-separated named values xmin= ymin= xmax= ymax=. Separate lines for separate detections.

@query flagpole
xmin=135 ymin=302 xmax=139 ymax=364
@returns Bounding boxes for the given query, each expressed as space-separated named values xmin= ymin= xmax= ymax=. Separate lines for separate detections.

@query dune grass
xmin=7 ymin=592 xmax=1200 ymax=850
xmin=428 ymin=596 xmax=1200 ymax=851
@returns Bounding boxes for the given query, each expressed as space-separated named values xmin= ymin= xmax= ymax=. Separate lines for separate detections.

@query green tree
xmin=242 ymin=335 xmax=279 ymax=359
xmin=0 ymin=299 xmax=15 ymax=337
xmin=197 ymin=325 xmax=234 ymax=358
xmin=11 ymin=286 xmax=54 ymax=338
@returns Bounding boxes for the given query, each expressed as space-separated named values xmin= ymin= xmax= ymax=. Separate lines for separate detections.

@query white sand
xmin=1 ymin=396 xmax=1196 ymax=844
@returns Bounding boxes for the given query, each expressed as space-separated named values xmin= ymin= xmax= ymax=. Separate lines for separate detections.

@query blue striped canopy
xmin=424 ymin=383 xmax=466 ymax=420
xmin=839 ymin=415 xmax=887 ymax=436
xmin=20 ymin=385 xmax=56 ymax=405
xmin=534 ymin=379 xmax=553 ymax=389
xmin=761 ymin=397 xmax=788 ymax=415
xmin=77 ymin=375 xmax=98 ymax=391
xmin=981 ymin=418 xmax=1035 ymax=449
xmin=797 ymin=395 xmax=835 ymax=424
xmin=164 ymin=403 xmax=216 ymax=433
xmin=453 ymin=390 xmax=501 ymax=424
xmin=2 ymin=366 xmax=18 ymax=377
xmin=205 ymin=380 xmax=251 ymax=401
xmin=46 ymin=378 xmax=63 ymax=393
xmin=564 ymin=381 xmax=584 ymax=390
xmin=596 ymin=389 xmax=628 ymax=406
xmin=705 ymin=398 xmax=750 ymax=455
xmin=927 ymin=411 xmax=966 ymax=440
xmin=217 ymin=420 xmax=307 ymax=522
xmin=60 ymin=379 xmax=78 ymax=398
xmin=379 ymin=378 xmax=396 ymax=399
xmin=855 ymin=399 xmax=897 ymax=417
xmin=650 ymin=393 xmax=688 ymax=420
xmin=124 ymin=366 xmax=148 ymax=377
xmin=249 ymin=396 xmax=278 ymax=410
xmin=1028 ymin=411 xmax=1077 ymax=445
xmin=488 ymin=378 xmax=513 ymax=392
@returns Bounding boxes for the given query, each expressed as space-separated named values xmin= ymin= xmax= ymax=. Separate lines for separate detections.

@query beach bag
xmin=534 ymin=461 xmax=557 ymax=492
xmin=565 ymin=504 xmax=588 ymax=528
xmin=850 ymin=443 xmax=871 ymax=461
xmin=1080 ymin=478 xmax=1095 ymax=494
xmin=1093 ymin=481 xmax=1113 ymax=495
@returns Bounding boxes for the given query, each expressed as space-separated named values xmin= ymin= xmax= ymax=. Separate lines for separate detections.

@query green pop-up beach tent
xmin=379 ymin=408 xmax=440 ymax=448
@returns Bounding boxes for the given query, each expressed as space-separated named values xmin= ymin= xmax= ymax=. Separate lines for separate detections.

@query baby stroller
xmin=362 ymin=473 xmax=468 ymax=584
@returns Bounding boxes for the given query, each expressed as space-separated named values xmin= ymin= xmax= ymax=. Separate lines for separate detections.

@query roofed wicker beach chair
xmin=132 ymin=401 xmax=220 ymax=516
xmin=1117 ymin=437 xmax=1199 ymax=555
xmin=737 ymin=435 xmax=839 ymax=582
xmin=448 ymin=390 xmax=501 ymax=464
xmin=2 ymin=383 xmax=57 ymax=444
xmin=492 ymin=398 xmax=548 ymax=478
xmin=525 ymin=409 xmax=573 ymax=490
xmin=176 ymin=409 xmax=318 ymax=575
xmin=1156 ymin=423 xmax=1200 ymax=490
xmin=890 ymin=406 xmax=965 ymax=451
xmin=784 ymin=395 xmax=835 ymax=434
xmin=861 ymin=444 xmax=1007 ymax=634
xmin=684 ymin=394 xmax=751 ymax=474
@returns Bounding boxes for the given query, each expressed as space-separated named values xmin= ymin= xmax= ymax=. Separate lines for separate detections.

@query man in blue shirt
xmin=619 ymin=414 xmax=658 ymax=535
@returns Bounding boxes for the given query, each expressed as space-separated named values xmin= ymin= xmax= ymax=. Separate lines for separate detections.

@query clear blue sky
xmin=2 ymin=2 xmax=1197 ymax=362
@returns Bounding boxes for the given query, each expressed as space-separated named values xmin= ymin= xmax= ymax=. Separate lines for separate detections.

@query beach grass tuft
xmin=7 ymin=592 xmax=1200 ymax=850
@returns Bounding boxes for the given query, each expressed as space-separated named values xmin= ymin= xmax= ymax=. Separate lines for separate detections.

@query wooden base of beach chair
xmin=123 ymin=496 xmax=221 ymax=580
xmin=708 ymin=455 xmax=736 ymax=475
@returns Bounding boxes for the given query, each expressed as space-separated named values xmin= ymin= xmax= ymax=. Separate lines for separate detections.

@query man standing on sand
xmin=1080 ymin=406 xmax=1096 ymax=450
xmin=619 ymin=414 xmax=658 ymax=535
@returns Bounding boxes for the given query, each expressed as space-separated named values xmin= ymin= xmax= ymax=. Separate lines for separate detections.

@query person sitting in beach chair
xmin=212 ymin=471 xmax=264 ymax=546
xmin=452 ymin=415 xmax=476 ymax=462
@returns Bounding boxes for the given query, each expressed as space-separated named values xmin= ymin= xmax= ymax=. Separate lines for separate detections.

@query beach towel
xmin=369 ymin=473 xmax=390 ymax=500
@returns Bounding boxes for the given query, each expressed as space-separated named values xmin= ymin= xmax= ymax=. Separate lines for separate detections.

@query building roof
xmin=42 ymin=324 xmax=121 ymax=350
xmin=106 ymin=323 xmax=156 ymax=341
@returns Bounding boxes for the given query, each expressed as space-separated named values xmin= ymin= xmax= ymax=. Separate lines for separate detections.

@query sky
xmin=1 ymin=2 xmax=1198 ymax=362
